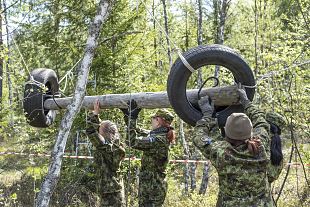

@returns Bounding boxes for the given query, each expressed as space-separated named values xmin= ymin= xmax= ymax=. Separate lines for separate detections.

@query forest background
xmin=0 ymin=0 xmax=309 ymax=206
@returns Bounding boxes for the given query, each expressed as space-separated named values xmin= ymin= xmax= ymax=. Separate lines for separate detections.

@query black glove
xmin=120 ymin=99 xmax=141 ymax=119
xmin=198 ymin=95 xmax=214 ymax=117
xmin=237 ymin=88 xmax=250 ymax=107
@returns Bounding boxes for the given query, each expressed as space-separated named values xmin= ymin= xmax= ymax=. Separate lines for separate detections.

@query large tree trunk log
xmin=35 ymin=1 xmax=113 ymax=206
xmin=44 ymin=85 xmax=239 ymax=110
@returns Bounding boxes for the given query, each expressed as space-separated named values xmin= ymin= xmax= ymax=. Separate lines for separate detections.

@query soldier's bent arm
xmin=244 ymin=102 xmax=270 ymax=147
xmin=124 ymin=117 xmax=154 ymax=150
xmin=193 ymin=115 xmax=221 ymax=160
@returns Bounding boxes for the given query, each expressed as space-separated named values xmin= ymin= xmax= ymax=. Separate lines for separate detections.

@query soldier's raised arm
xmin=193 ymin=95 xmax=221 ymax=160
xmin=237 ymin=87 xmax=270 ymax=148
xmin=86 ymin=99 xmax=107 ymax=148
xmin=120 ymin=100 xmax=150 ymax=149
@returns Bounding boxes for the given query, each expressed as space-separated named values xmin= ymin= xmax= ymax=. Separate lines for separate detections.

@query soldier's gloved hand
xmin=93 ymin=99 xmax=100 ymax=115
xmin=237 ymin=85 xmax=250 ymax=107
xmin=120 ymin=99 xmax=141 ymax=119
xmin=198 ymin=95 xmax=214 ymax=117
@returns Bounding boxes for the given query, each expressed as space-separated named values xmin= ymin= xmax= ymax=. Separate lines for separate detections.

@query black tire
xmin=167 ymin=44 xmax=255 ymax=127
xmin=23 ymin=68 xmax=59 ymax=128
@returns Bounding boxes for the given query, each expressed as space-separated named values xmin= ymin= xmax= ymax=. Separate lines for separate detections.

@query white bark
xmin=161 ymin=0 xmax=173 ymax=67
xmin=35 ymin=1 xmax=113 ymax=206
xmin=199 ymin=162 xmax=210 ymax=194
xmin=214 ymin=0 xmax=230 ymax=78
xmin=3 ymin=0 xmax=14 ymax=125
xmin=197 ymin=0 xmax=203 ymax=87
xmin=44 ymin=86 xmax=240 ymax=110
xmin=179 ymin=117 xmax=190 ymax=194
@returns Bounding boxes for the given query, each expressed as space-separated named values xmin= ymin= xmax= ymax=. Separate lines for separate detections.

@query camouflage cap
xmin=224 ymin=113 xmax=253 ymax=140
xmin=266 ymin=112 xmax=286 ymax=128
xmin=152 ymin=109 xmax=174 ymax=123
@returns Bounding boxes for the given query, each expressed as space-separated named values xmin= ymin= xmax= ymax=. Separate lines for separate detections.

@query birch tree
xmin=35 ymin=1 xmax=114 ymax=206
xmin=196 ymin=0 xmax=210 ymax=195
xmin=161 ymin=0 xmax=173 ymax=67
xmin=214 ymin=0 xmax=230 ymax=78
xmin=3 ymin=0 xmax=14 ymax=124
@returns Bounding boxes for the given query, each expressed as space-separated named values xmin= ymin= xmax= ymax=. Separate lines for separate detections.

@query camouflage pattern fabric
xmin=267 ymin=160 xmax=283 ymax=183
xmin=151 ymin=109 xmax=174 ymax=124
xmin=266 ymin=112 xmax=286 ymax=129
xmin=126 ymin=118 xmax=170 ymax=207
xmin=193 ymin=103 xmax=274 ymax=207
xmin=86 ymin=112 xmax=126 ymax=207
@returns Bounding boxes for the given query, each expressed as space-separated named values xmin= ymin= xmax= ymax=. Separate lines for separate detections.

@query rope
xmin=59 ymin=58 xmax=82 ymax=84
xmin=7 ymin=20 xmax=80 ymax=98
xmin=177 ymin=50 xmax=195 ymax=72
xmin=197 ymin=76 xmax=219 ymax=100
xmin=11 ymin=35 xmax=31 ymax=77
xmin=52 ymin=93 xmax=62 ymax=109
xmin=242 ymin=59 xmax=310 ymax=89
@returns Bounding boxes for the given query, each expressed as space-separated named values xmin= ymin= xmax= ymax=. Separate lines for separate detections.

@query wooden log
xmin=44 ymin=85 xmax=239 ymax=110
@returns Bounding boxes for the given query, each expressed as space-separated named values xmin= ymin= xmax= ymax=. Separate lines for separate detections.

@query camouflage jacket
xmin=126 ymin=118 xmax=170 ymax=176
xmin=86 ymin=112 xmax=125 ymax=193
xmin=267 ymin=160 xmax=283 ymax=183
xmin=194 ymin=103 xmax=274 ymax=207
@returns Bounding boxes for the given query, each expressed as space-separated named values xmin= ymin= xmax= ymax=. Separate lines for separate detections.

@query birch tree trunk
xmin=199 ymin=161 xmax=210 ymax=194
xmin=35 ymin=1 xmax=113 ymax=206
xmin=189 ymin=150 xmax=199 ymax=191
xmin=161 ymin=0 xmax=173 ymax=67
xmin=254 ymin=0 xmax=258 ymax=77
xmin=196 ymin=0 xmax=211 ymax=194
xmin=52 ymin=0 xmax=60 ymax=77
xmin=3 ymin=0 xmax=14 ymax=125
xmin=152 ymin=0 xmax=158 ymax=69
xmin=181 ymin=0 xmax=190 ymax=194
xmin=197 ymin=0 xmax=203 ymax=87
xmin=179 ymin=117 xmax=190 ymax=194
xmin=188 ymin=0 xmax=205 ymax=192
xmin=214 ymin=0 xmax=230 ymax=79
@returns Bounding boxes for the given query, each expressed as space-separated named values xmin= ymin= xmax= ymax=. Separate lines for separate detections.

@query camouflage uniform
xmin=86 ymin=112 xmax=126 ymax=207
xmin=125 ymin=110 xmax=173 ymax=207
xmin=193 ymin=103 xmax=274 ymax=207
xmin=266 ymin=112 xmax=286 ymax=183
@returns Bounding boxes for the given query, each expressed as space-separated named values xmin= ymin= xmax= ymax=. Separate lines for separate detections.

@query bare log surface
xmin=44 ymin=85 xmax=239 ymax=110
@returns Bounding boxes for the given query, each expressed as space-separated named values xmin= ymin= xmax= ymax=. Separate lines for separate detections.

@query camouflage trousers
xmin=100 ymin=190 xmax=125 ymax=207
xmin=138 ymin=171 xmax=167 ymax=207
xmin=216 ymin=191 xmax=274 ymax=207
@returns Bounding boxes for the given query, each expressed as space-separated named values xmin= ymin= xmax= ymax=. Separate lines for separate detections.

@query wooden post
xmin=44 ymin=85 xmax=239 ymax=110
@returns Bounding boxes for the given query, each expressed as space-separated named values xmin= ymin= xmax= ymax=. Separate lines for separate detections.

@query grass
xmin=0 ymin=144 xmax=308 ymax=206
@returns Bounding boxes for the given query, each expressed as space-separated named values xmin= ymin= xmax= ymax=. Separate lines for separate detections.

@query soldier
xmin=120 ymin=100 xmax=175 ymax=207
xmin=266 ymin=112 xmax=286 ymax=183
xmin=193 ymin=88 xmax=274 ymax=207
xmin=86 ymin=100 xmax=125 ymax=207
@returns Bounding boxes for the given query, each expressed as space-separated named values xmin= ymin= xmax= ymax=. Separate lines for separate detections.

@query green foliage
xmin=0 ymin=0 xmax=309 ymax=206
